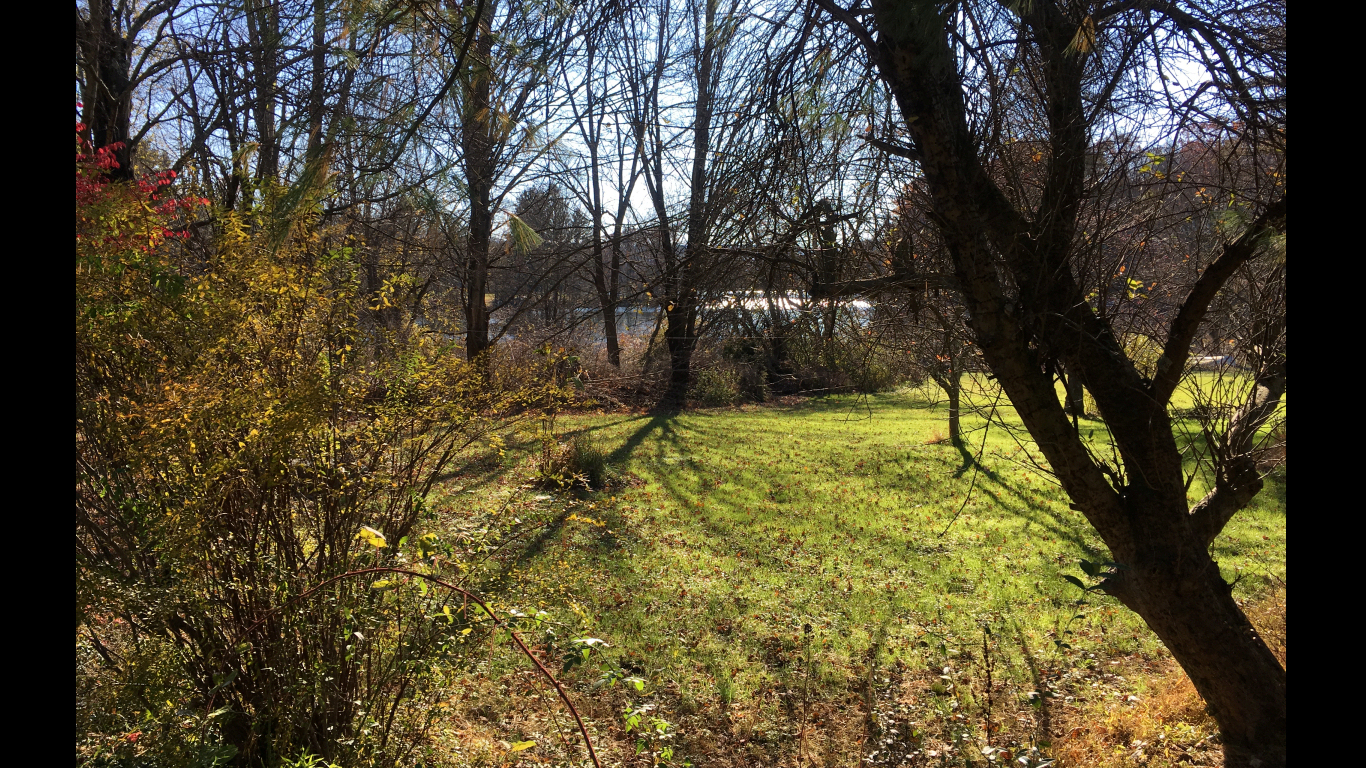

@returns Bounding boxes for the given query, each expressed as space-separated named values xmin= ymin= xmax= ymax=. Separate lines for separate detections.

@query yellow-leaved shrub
xmin=77 ymin=150 xmax=561 ymax=764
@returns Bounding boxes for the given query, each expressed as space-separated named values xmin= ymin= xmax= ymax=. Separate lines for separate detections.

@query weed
xmin=536 ymin=422 xmax=611 ymax=491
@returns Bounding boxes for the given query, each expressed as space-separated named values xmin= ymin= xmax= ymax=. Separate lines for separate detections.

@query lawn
xmin=418 ymin=385 xmax=1286 ymax=767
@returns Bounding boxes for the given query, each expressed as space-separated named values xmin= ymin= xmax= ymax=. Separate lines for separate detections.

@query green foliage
xmin=851 ymin=359 xmax=899 ymax=393
xmin=567 ymin=434 xmax=611 ymax=489
xmin=688 ymin=367 xmax=742 ymax=406
xmin=505 ymin=212 xmax=546 ymax=254
xmin=623 ymin=704 xmax=680 ymax=765
xmin=1121 ymin=333 xmax=1164 ymax=380
xmin=784 ymin=324 xmax=913 ymax=395
xmin=713 ymin=308 xmax=914 ymax=401
xmin=279 ymin=754 xmax=343 ymax=768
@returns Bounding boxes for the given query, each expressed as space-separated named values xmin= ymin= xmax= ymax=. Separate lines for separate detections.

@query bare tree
xmin=447 ymin=0 xmax=574 ymax=362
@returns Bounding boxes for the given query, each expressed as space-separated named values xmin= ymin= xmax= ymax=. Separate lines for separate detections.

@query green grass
xmin=429 ymin=385 xmax=1285 ymax=766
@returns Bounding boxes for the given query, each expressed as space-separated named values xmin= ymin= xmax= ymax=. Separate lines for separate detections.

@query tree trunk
xmin=76 ymin=0 xmax=135 ymax=180
xmin=461 ymin=13 xmax=495 ymax=363
xmin=604 ymin=118 xmax=637 ymax=369
xmin=244 ymin=0 xmax=281 ymax=182
xmin=594 ymin=260 xmax=621 ymax=367
xmin=307 ymin=0 xmax=327 ymax=156
xmin=817 ymin=204 xmax=840 ymax=342
xmin=851 ymin=1 xmax=1288 ymax=762
xmin=365 ymin=246 xmax=387 ymax=358
xmin=1104 ymin=538 xmax=1286 ymax=767
xmin=661 ymin=0 xmax=716 ymax=406
xmin=632 ymin=11 xmax=679 ymax=396
xmin=663 ymin=306 xmax=697 ymax=405
xmin=606 ymin=236 xmax=624 ymax=368
xmin=464 ymin=186 xmax=492 ymax=361
xmin=946 ymin=372 xmax=961 ymax=446
xmin=584 ymin=41 xmax=621 ymax=369
xmin=1062 ymin=367 xmax=1085 ymax=418
xmin=763 ymin=293 xmax=798 ymax=395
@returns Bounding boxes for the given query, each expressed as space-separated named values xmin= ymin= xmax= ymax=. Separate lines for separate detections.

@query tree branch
xmin=356 ymin=0 xmax=486 ymax=175
xmin=811 ymin=0 xmax=878 ymax=60
xmin=1189 ymin=457 xmax=1263 ymax=547
xmin=1150 ymin=194 xmax=1285 ymax=405
xmin=812 ymin=271 xmax=956 ymax=299
xmin=860 ymin=131 xmax=922 ymax=162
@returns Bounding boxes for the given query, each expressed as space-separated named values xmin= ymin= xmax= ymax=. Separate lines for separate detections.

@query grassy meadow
xmin=415 ymin=384 xmax=1286 ymax=768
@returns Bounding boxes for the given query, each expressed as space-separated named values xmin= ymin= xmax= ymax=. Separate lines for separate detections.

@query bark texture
xmin=76 ymin=0 xmax=136 ymax=179
xmin=461 ymin=9 xmax=496 ymax=362
xmin=830 ymin=0 xmax=1290 ymax=763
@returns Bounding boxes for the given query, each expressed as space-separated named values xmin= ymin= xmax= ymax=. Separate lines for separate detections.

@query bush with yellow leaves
xmin=76 ymin=145 xmax=565 ymax=765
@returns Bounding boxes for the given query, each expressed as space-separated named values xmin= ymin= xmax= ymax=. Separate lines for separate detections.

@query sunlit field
xmin=420 ymin=386 xmax=1285 ymax=767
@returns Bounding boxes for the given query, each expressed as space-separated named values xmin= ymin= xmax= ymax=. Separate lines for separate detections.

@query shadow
xmin=919 ymin=437 xmax=1095 ymax=554
xmin=565 ymin=414 xmax=655 ymax=438
xmin=604 ymin=413 xmax=680 ymax=466
xmin=951 ymin=438 xmax=1004 ymax=486
xmin=470 ymin=510 xmax=574 ymax=597
xmin=1016 ymin=627 xmax=1052 ymax=738
xmin=461 ymin=392 xmax=1111 ymax=702
xmin=431 ymin=446 xmax=522 ymax=487
xmin=953 ymin=440 xmax=975 ymax=478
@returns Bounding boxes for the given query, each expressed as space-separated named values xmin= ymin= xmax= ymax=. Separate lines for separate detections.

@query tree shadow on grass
xmin=602 ymin=412 xmax=682 ymax=466
xmin=909 ymin=435 xmax=1092 ymax=555
xmin=469 ymin=412 xmax=689 ymax=593
xmin=952 ymin=439 xmax=977 ymax=479
xmin=972 ymin=462 xmax=1098 ymax=555
xmin=470 ymin=508 xmax=574 ymax=596
xmin=431 ymin=446 xmax=520 ymax=488
xmin=550 ymin=411 xmax=685 ymax=468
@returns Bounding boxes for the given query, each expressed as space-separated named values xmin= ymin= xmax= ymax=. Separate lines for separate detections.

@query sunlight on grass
xmin=434 ymin=388 xmax=1285 ymax=765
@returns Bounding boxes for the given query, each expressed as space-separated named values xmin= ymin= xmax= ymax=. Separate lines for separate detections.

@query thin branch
xmin=239 ymin=566 xmax=603 ymax=768
xmin=1150 ymin=194 xmax=1285 ymax=406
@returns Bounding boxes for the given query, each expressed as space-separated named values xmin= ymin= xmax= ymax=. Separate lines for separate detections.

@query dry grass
xmin=1052 ymin=585 xmax=1285 ymax=767
xmin=923 ymin=428 xmax=948 ymax=445
xmin=415 ymin=573 xmax=1286 ymax=768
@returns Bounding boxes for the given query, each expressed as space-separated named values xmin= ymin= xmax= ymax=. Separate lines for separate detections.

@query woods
xmin=76 ymin=0 xmax=1285 ymax=764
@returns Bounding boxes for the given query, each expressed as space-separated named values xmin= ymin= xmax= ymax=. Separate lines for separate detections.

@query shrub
xmin=852 ymin=360 xmax=898 ymax=393
xmin=536 ymin=425 xmax=610 ymax=491
xmin=568 ymin=433 xmax=610 ymax=488
xmin=75 ymin=131 xmax=558 ymax=764
xmin=1121 ymin=333 xmax=1164 ymax=379
xmin=689 ymin=367 xmax=742 ymax=406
